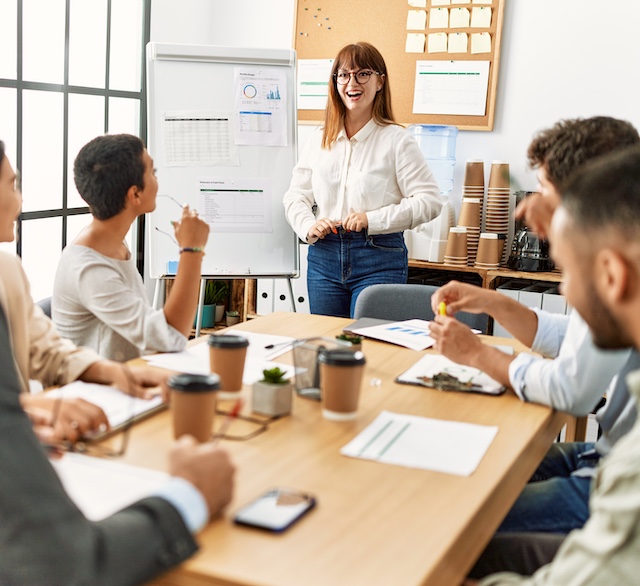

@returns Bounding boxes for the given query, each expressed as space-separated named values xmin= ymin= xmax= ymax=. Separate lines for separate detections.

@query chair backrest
xmin=353 ymin=284 xmax=489 ymax=333
xmin=36 ymin=297 xmax=52 ymax=318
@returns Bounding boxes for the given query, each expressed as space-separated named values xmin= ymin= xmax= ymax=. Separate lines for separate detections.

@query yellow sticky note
xmin=471 ymin=6 xmax=492 ymax=27
xmin=407 ymin=9 xmax=427 ymax=30
xmin=427 ymin=32 xmax=448 ymax=53
xmin=448 ymin=32 xmax=468 ymax=53
xmin=450 ymin=7 xmax=470 ymax=28
xmin=471 ymin=32 xmax=491 ymax=53
xmin=429 ymin=7 xmax=449 ymax=28
xmin=431 ymin=0 xmax=450 ymax=5
xmin=408 ymin=0 xmax=427 ymax=7
xmin=406 ymin=33 xmax=426 ymax=53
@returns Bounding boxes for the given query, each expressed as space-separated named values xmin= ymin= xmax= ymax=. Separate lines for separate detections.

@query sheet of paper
xmin=407 ymin=9 xmax=427 ymax=30
xmin=52 ymin=453 xmax=168 ymax=520
xmin=408 ymin=0 xmax=427 ymax=7
xmin=406 ymin=33 xmax=426 ymax=53
xmin=197 ymin=176 xmax=272 ymax=234
xmin=450 ymin=7 xmax=470 ymax=28
xmin=431 ymin=0 xmax=450 ymax=5
xmin=234 ymin=67 xmax=287 ymax=147
xmin=341 ymin=411 xmax=498 ymax=476
xmin=349 ymin=319 xmax=435 ymax=351
xmin=429 ymin=7 xmax=449 ymax=28
xmin=46 ymin=382 xmax=164 ymax=430
xmin=297 ymin=59 xmax=333 ymax=110
xmin=471 ymin=32 xmax=492 ymax=54
xmin=428 ymin=32 xmax=448 ymax=53
xmin=143 ymin=331 xmax=297 ymax=385
xmin=471 ymin=6 xmax=492 ymax=28
xmin=162 ymin=111 xmax=239 ymax=167
xmin=396 ymin=353 xmax=504 ymax=394
xmin=448 ymin=32 xmax=469 ymax=53
xmin=413 ymin=60 xmax=490 ymax=115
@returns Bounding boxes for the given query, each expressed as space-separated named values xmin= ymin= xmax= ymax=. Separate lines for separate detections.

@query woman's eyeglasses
xmin=334 ymin=70 xmax=380 ymax=85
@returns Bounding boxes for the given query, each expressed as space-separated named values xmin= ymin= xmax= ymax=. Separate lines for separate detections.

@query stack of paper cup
xmin=457 ymin=197 xmax=482 ymax=266
xmin=463 ymin=159 xmax=485 ymax=201
xmin=475 ymin=233 xmax=506 ymax=269
xmin=485 ymin=161 xmax=511 ymax=264
xmin=444 ymin=226 xmax=468 ymax=266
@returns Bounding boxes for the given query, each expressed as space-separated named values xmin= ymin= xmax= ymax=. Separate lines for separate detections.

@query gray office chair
xmin=353 ymin=284 xmax=489 ymax=333
xmin=36 ymin=297 xmax=52 ymax=318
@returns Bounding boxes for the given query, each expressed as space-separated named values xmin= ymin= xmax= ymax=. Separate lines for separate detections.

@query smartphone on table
xmin=233 ymin=488 xmax=316 ymax=532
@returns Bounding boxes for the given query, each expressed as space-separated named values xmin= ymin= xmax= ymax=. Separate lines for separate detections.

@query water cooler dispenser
xmin=405 ymin=124 xmax=457 ymax=263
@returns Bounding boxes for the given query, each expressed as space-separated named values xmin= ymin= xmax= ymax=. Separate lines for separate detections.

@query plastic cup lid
xmin=318 ymin=349 xmax=366 ymax=366
xmin=168 ymin=373 xmax=220 ymax=392
xmin=208 ymin=334 xmax=249 ymax=348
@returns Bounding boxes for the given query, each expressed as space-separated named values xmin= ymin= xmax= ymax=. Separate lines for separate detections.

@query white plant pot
xmin=252 ymin=381 xmax=293 ymax=416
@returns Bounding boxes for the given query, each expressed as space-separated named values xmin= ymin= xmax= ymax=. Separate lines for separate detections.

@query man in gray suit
xmin=0 ymin=302 xmax=235 ymax=585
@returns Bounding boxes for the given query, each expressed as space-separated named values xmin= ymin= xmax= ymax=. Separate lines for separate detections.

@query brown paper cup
xmin=464 ymin=160 xmax=485 ymax=187
xmin=208 ymin=335 xmax=249 ymax=399
xmin=169 ymin=373 xmax=220 ymax=443
xmin=319 ymin=349 xmax=366 ymax=421
xmin=488 ymin=161 xmax=510 ymax=190
xmin=476 ymin=233 xmax=502 ymax=265
xmin=444 ymin=227 xmax=468 ymax=259
xmin=458 ymin=198 xmax=482 ymax=228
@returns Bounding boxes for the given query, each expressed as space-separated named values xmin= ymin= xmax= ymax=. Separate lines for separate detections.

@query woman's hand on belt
xmin=342 ymin=210 xmax=368 ymax=232
xmin=307 ymin=218 xmax=339 ymax=240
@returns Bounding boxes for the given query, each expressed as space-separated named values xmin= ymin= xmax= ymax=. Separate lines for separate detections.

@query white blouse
xmin=283 ymin=119 xmax=444 ymax=243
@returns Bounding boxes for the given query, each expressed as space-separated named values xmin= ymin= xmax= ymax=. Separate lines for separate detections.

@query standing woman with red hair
xmin=284 ymin=42 xmax=443 ymax=317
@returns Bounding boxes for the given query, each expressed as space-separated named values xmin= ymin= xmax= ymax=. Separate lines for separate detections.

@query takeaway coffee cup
xmin=475 ymin=233 xmax=502 ymax=266
xmin=464 ymin=159 xmax=485 ymax=187
xmin=168 ymin=373 xmax=220 ymax=442
xmin=318 ymin=349 xmax=366 ymax=421
xmin=208 ymin=334 xmax=249 ymax=400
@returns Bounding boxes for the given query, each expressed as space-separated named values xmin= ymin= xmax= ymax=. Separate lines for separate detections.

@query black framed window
xmin=0 ymin=0 xmax=151 ymax=302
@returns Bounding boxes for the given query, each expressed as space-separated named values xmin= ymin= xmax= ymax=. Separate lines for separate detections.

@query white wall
xmin=151 ymin=0 xmax=640 ymax=215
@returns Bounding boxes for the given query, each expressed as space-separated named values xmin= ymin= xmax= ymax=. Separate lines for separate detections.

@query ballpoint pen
xmin=213 ymin=399 xmax=243 ymax=445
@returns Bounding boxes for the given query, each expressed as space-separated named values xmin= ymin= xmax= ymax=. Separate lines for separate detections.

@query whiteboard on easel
xmin=146 ymin=42 xmax=299 ymax=279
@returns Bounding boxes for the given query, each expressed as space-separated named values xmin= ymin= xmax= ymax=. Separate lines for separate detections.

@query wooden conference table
xmin=117 ymin=312 xmax=566 ymax=586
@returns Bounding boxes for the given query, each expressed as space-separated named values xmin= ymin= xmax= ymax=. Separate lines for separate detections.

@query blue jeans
xmin=307 ymin=229 xmax=408 ymax=318
xmin=497 ymin=442 xmax=597 ymax=534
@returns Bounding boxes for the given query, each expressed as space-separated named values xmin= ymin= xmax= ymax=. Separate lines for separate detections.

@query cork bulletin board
xmin=294 ymin=0 xmax=506 ymax=131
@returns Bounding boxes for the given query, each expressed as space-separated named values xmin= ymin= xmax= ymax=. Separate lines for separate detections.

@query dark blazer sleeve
xmin=0 ymin=311 xmax=198 ymax=585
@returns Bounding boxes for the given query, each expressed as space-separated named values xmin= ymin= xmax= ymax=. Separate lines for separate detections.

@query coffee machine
xmin=507 ymin=191 xmax=555 ymax=272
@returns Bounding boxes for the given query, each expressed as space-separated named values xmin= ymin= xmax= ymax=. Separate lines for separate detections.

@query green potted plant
xmin=195 ymin=280 xmax=229 ymax=328
xmin=335 ymin=333 xmax=363 ymax=352
xmin=252 ymin=366 xmax=293 ymax=416
xmin=225 ymin=310 xmax=241 ymax=327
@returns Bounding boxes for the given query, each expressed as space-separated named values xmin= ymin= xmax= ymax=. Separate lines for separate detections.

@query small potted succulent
xmin=335 ymin=333 xmax=363 ymax=352
xmin=252 ymin=366 xmax=293 ymax=416
xmin=225 ymin=310 xmax=241 ymax=327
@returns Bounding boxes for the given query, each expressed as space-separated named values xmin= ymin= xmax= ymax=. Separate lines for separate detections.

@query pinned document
xmin=428 ymin=33 xmax=448 ymax=53
xmin=471 ymin=32 xmax=492 ymax=54
xmin=471 ymin=6 xmax=492 ymax=28
xmin=448 ymin=32 xmax=468 ymax=53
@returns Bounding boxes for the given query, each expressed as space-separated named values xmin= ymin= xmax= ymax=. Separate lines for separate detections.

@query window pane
xmin=0 ymin=1 xmax=17 ymax=79
xmin=67 ymin=93 xmax=105 ymax=208
xmin=108 ymin=97 xmax=140 ymax=135
xmin=69 ymin=0 xmax=108 ymax=88
xmin=109 ymin=0 xmax=144 ymax=91
xmin=21 ymin=217 xmax=62 ymax=302
xmin=0 ymin=88 xmax=17 ymax=163
xmin=22 ymin=90 xmax=64 ymax=212
xmin=23 ymin=0 xmax=65 ymax=84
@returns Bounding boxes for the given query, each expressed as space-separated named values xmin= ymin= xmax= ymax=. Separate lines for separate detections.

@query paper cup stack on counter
xmin=484 ymin=161 xmax=511 ymax=264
